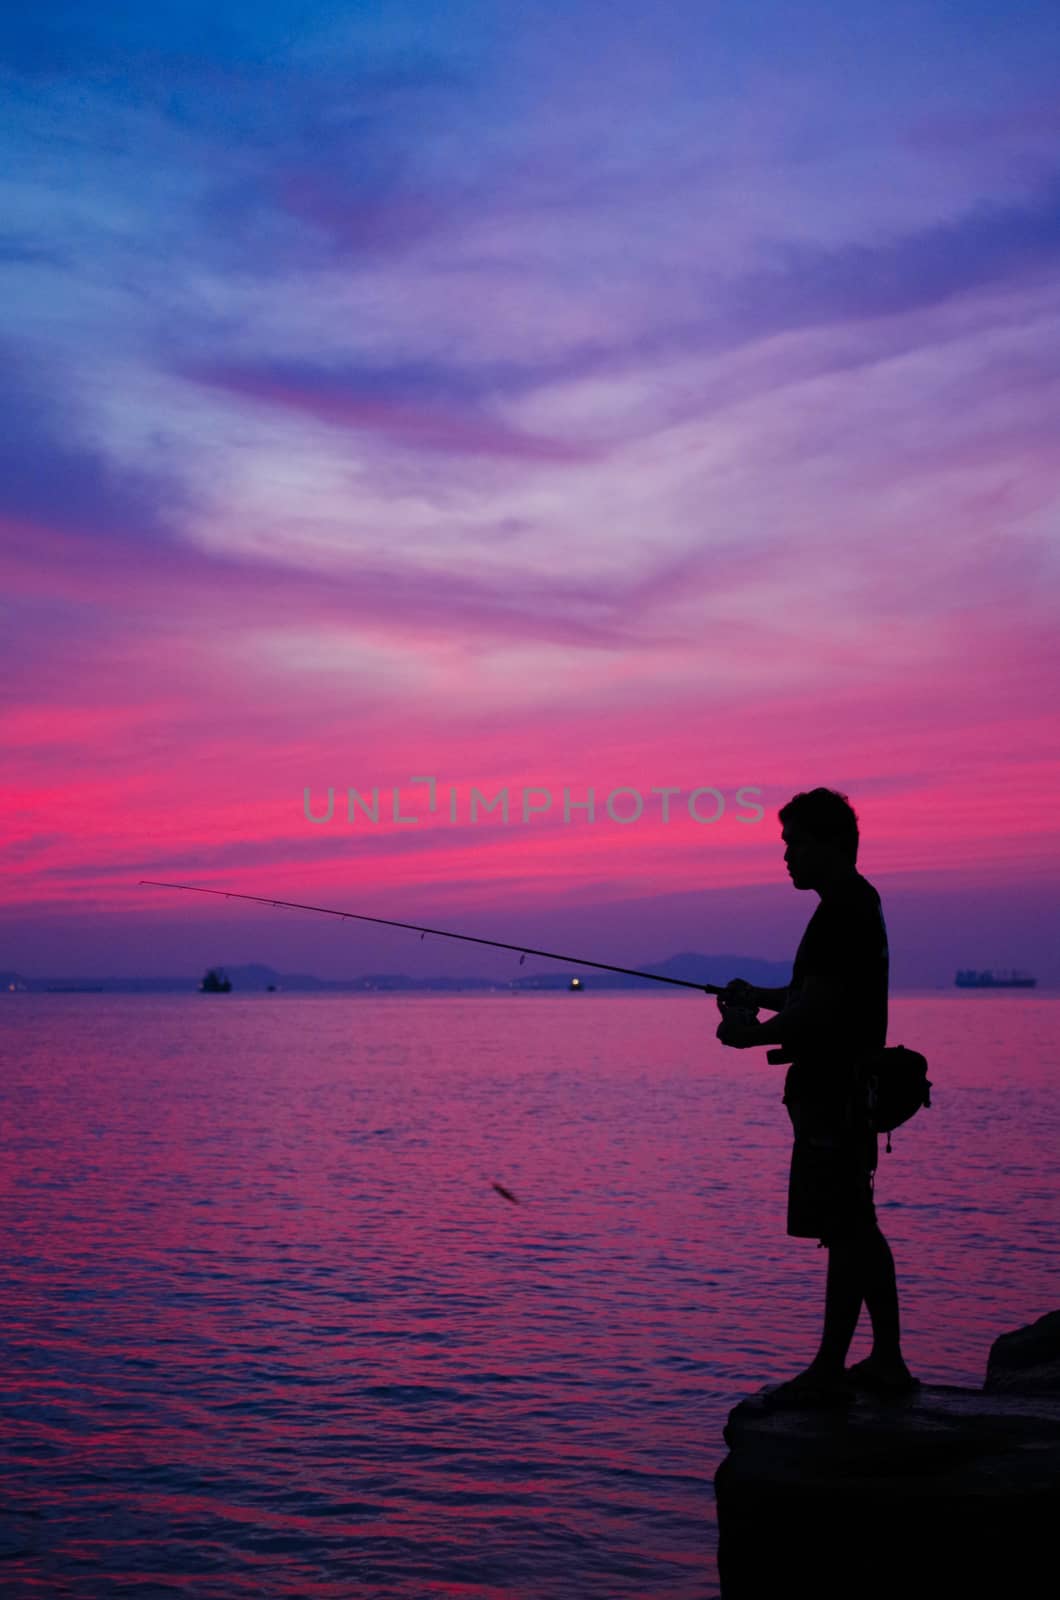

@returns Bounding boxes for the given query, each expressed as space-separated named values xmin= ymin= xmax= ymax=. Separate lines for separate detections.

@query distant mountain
xmin=646 ymin=951 xmax=791 ymax=987
xmin=511 ymin=951 xmax=791 ymax=991
xmin=222 ymin=962 xmax=326 ymax=989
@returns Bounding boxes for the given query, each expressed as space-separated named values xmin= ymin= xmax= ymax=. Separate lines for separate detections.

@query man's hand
xmin=719 ymin=977 xmax=762 ymax=1007
xmin=715 ymin=998 xmax=760 ymax=1049
xmin=719 ymin=977 xmax=792 ymax=1017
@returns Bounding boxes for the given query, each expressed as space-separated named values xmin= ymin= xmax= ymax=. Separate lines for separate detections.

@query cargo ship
xmin=954 ymin=969 xmax=1036 ymax=989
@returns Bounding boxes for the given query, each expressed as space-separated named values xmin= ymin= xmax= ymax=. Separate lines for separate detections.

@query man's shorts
xmin=786 ymin=1100 xmax=879 ymax=1245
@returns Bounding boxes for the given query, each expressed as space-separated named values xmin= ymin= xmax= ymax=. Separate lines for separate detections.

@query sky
xmin=2 ymin=0 xmax=1059 ymax=986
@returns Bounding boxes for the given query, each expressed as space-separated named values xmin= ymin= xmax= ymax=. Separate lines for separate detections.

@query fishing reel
xmin=715 ymin=981 xmax=760 ymax=1029
xmin=718 ymin=998 xmax=792 ymax=1060
xmin=718 ymin=1003 xmax=760 ymax=1028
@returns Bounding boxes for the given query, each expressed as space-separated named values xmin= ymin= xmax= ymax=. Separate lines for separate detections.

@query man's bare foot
xmin=847 ymin=1354 xmax=920 ymax=1394
xmin=762 ymin=1363 xmax=854 ymax=1410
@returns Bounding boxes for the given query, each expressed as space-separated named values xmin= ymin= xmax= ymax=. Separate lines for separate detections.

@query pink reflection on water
xmin=0 ymin=992 xmax=1056 ymax=1596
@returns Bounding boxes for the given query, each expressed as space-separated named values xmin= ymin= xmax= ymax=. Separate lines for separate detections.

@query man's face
xmin=782 ymin=824 xmax=827 ymax=890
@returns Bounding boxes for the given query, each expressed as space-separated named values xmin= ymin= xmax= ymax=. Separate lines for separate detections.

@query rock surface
xmin=985 ymin=1306 xmax=1060 ymax=1395
xmin=715 ymin=1311 xmax=1060 ymax=1600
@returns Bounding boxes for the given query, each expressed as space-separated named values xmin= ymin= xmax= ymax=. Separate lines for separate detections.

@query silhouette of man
xmin=716 ymin=788 xmax=918 ymax=1406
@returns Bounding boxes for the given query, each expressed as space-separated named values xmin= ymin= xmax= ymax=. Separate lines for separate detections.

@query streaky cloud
xmin=186 ymin=358 xmax=604 ymax=462
xmin=0 ymin=345 xmax=192 ymax=546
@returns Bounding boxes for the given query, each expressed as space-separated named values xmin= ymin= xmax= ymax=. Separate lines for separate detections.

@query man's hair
xmin=778 ymin=788 xmax=859 ymax=864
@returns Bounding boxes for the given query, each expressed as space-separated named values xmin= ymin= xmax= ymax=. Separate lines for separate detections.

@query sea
xmin=0 ymin=992 xmax=1056 ymax=1598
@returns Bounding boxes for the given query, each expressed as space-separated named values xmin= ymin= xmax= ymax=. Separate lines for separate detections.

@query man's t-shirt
xmin=782 ymin=872 xmax=889 ymax=1114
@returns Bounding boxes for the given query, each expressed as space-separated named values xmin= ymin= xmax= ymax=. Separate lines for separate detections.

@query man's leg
xmin=857 ymin=1223 xmax=915 ymax=1379
xmin=818 ymin=1221 xmax=918 ymax=1387
xmin=809 ymin=1232 xmax=865 ymax=1377
xmin=812 ymin=1223 xmax=908 ymax=1370
xmin=862 ymin=1224 xmax=899 ymax=1354
xmin=771 ymin=1232 xmax=864 ymax=1395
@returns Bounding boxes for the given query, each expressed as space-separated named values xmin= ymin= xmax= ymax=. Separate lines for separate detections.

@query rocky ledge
xmin=714 ymin=1310 xmax=1060 ymax=1600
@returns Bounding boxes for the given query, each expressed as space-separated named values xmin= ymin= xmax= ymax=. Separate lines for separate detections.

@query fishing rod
xmin=138 ymin=879 xmax=728 ymax=995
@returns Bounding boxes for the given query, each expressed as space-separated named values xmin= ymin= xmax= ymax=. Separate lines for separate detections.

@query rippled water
xmin=1 ymin=992 xmax=1056 ymax=1597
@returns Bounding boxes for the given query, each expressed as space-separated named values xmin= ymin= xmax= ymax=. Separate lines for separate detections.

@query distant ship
xmin=200 ymin=968 xmax=232 ymax=993
xmin=955 ymin=969 xmax=1036 ymax=989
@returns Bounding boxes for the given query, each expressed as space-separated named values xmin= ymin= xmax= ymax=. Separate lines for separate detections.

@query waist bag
xmin=863 ymin=1044 xmax=932 ymax=1151
xmin=767 ymin=1042 xmax=932 ymax=1152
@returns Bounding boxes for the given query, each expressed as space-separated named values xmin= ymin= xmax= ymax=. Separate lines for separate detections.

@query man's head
xmin=779 ymin=788 xmax=859 ymax=891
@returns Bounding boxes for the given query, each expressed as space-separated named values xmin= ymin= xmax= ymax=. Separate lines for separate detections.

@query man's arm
xmin=752 ymin=985 xmax=790 ymax=1012
xmin=721 ymin=980 xmax=789 ymax=1012
xmin=717 ymin=974 xmax=840 ymax=1050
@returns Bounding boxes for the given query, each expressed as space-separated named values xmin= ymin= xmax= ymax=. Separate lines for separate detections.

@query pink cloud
xmin=189 ymin=362 xmax=601 ymax=462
